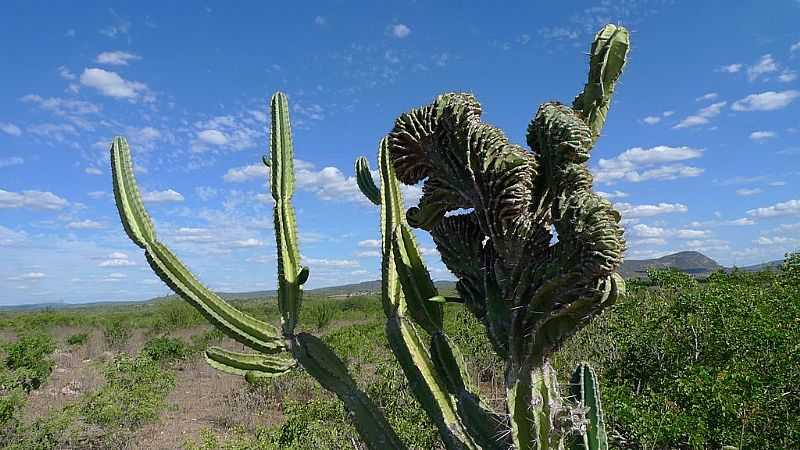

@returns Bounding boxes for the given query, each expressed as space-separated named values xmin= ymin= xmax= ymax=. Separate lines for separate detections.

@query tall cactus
xmin=110 ymin=23 xmax=628 ymax=450
xmin=355 ymin=23 xmax=629 ymax=450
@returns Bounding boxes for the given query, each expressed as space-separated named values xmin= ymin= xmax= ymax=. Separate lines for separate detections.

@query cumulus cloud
xmin=615 ymin=202 xmax=688 ymax=218
xmin=696 ymin=92 xmax=718 ymax=101
xmin=230 ymin=238 xmax=263 ymax=248
xmin=731 ymin=90 xmax=800 ymax=111
xmin=302 ymin=256 xmax=359 ymax=268
xmin=593 ymin=146 xmax=704 ymax=184
xmin=641 ymin=116 xmax=661 ymax=125
xmin=223 ymin=164 xmax=269 ymax=182
xmin=21 ymin=94 xmax=100 ymax=116
xmin=96 ymin=51 xmax=141 ymax=65
xmin=141 ymin=189 xmax=184 ymax=203
xmin=749 ymin=131 xmax=776 ymax=141
xmin=736 ymin=188 xmax=763 ymax=196
xmin=0 ymin=123 xmax=22 ymax=136
xmin=0 ymin=189 xmax=69 ymax=210
xmin=358 ymin=239 xmax=380 ymax=248
xmin=197 ymin=129 xmax=228 ymax=146
xmin=747 ymin=199 xmax=800 ymax=218
xmin=80 ymin=68 xmax=151 ymax=101
xmin=67 ymin=219 xmax=104 ymax=229
xmin=390 ymin=24 xmax=411 ymax=38
xmin=718 ymin=63 xmax=742 ymax=73
xmin=747 ymin=54 xmax=778 ymax=81
xmin=85 ymin=167 xmax=103 ymax=176
xmin=792 ymin=41 xmax=800 ymax=53
xmin=8 ymin=272 xmax=46 ymax=281
xmin=596 ymin=190 xmax=628 ymax=199
xmin=673 ymin=101 xmax=726 ymax=129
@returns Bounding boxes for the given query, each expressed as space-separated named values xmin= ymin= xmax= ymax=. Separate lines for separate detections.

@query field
xmin=0 ymin=263 xmax=798 ymax=449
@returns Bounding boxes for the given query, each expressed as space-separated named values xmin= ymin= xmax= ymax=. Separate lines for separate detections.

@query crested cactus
xmin=355 ymin=23 xmax=628 ymax=450
xmin=110 ymin=23 xmax=628 ymax=450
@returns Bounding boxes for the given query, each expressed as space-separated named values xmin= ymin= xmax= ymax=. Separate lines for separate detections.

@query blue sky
xmin=1 ymin=1 xmax=799 ymax=305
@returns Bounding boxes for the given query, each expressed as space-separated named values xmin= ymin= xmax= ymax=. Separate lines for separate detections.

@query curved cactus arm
xmin=572 ymin=24 xmax=630 ymax=143
xmin=292 ymin=333 xmax=407 ymax=450
xmin=355 ymin=156 xmax=381 ymax=205
xmin=379 ymin=137 xmax=405 ymax=316
xmin=110 ymin=137 xmax=285 ymax=354
xmin=204 ymin=346 xmax=295 ymax=379
xmin=570 ymin=363 xmax=608 ymax=450
xmin=391 ymin=224 xmax=443 ymax=334
xmin=269 ymin=92 xmax=304 ymax=336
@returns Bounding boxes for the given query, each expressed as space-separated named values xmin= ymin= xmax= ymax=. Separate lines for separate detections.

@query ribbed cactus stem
xmin=570 ymin=363 xmax=608 ymax=450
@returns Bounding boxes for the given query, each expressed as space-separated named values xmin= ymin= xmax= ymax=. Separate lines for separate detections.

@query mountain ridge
xmin=0 ymin=251 xmax=786 ymax=310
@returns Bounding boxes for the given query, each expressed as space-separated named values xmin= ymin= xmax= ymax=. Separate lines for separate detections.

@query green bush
xmin=80 ymin=353 xmax=175 ymax=430
xmin=305 ymin=301 xmax=337 ymax=331
xmin=3 ymin=333 xmax=56 ymax=392
xmin=559 ymin=266 xmax=800 ymax=449
xmin=142 ymin=336 xmax=190 ymax=362
xmin=66 ymin=332 xmax=89 ymax=346
xmin=102 ymin=318 xmax=131 ymax=348
xmin=152 ymin=298 xmax=205 ymax=331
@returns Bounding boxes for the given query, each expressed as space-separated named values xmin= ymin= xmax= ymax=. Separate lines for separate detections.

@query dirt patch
xmin=132 ymin=353 xmax=283 ymax=449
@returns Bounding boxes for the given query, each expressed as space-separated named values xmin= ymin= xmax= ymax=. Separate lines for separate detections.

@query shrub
xmin=559 ymin=267 xmax=800 ymax=449
xmin=306 ymin=301 xmax=336 ymax=331
xmin=102 ymin=318 xmax=130 ymax=348
xmin=80 ymin=353 xmax=175 ymax=430
xmin=66 ymin=332 xmax=89 ymax=346
xmin=3 ymin=333 xmax=56 ymax=392
xmin=142 ymin=336 xmax=190 ymax=362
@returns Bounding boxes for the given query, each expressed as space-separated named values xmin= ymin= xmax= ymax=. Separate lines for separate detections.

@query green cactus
xmin=355 ymin=23 xmax=628 ymax=450
xmin=110 ymin=23 xmax=628 ymax=450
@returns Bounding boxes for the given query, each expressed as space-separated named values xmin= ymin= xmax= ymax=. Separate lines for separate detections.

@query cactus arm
xmin=570 ymin=363 xmax=608 ymax=450
xmin=110 ymin=137 xmax=285 ymax=354
xmin=355 ymin=156 xmax=381 ymax=205
xmin=204 ymin=346 xmax=295 ymax=378
xmin=506 ymin=369 xmax=535 ymax=450
xmin=391 ymin=224 xmax=443 ymax=334
xmin=269 ymin=92 xmax=304 ymax=336
xmin=378 ymin=137 xmax=405 ymax=316
xmin=292 ymin=332 xmax=407 ymax=450
xmin=572 ymin=24 xmax=630 ymax=143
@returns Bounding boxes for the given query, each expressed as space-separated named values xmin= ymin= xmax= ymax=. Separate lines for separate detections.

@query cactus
xmin=110 ymin=23 xmax=628 ymax=450
xmin=355 ymin=23 xmax=628 ymax=450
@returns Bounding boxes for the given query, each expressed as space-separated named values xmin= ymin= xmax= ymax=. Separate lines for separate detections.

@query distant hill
xmin=620 ymin=251 xmax=723 ymax=279
xmin=1 ymin=252 xmax=787 ymax=311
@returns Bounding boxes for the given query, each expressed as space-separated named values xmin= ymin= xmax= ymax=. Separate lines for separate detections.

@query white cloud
xmin=673 ymin=101 xmax=727 ymax=129
xmin=57 ymin=65 xmax=75 ymax=80
xmin=754 ymin=236 xmax=800 ymax=246
xmin=99 ymin=258 xmax=136 ymax=267
xmin=747 ymin=199 xmax=800 ymax=218
xmin=596 ymin=190 xmax=628 ymax=199
xmin=792 ymin=41 xmax=800 ymax=53
xmin=197 ymin=129 xmax=228 ymax=146
xmin=223 ymin=164 xmax=268 ymax=182
xmin=736 ymin=188 xmax=763 ymax=196
xmin=594 ymin=146 xmax=704 ymax=184
xmin=0 ymin=123 xmax=22 ymax=136
xmin=642 ymin=116 xmax=661 ymax=125
xmin=749 ymin=130 xmax=776 ymax=141
xmin=718 ymin=63 xmax=743 ymax=73
xmin=8 ymin=272 xmax=46 ymax=281
xmin=0 ymin=157 xmax=23 ymax=168
xmin=302 ymin=256 xmax=359 ymax=268
xmin=747 ymin=54 xmax=778 ymax=81
xmin=230 ymin=238 xmax=263 ymax=248
xmin=630 ymin=224 xmax=710 ymax=241
xmin=0 ymin=189 xmax=69 ymax=210
xmin=615 ymin=202 xmax=688 ymax=218
xmin=696 ymin=92 xmax=718 ymax=101
xmin=109 ymin=252 xmax=128 ymax=259
xmin=390 ymin=24 xmax=411 ymax=39
xmin=355 ymin=250 xmax=380 ymax=258
xmin=85 ymin=167 xmax=103 ymax=176
xmin=67 ymin=219 xmax=104 ymax=229
xmin=141 ymin=189 xmax=184 ymax=203
xmin=96 ymin=51 xmax=141 ymax=65
xmin=731 ymin=90 xmax=800 ymax=111
xmin=358 ymin=239 xmax=380 ymax=248
xmin=779 ymin=71 xmax=798 ymax=82
xmin=0 ymin=225 xmax=27 ymax=246
xmin=80 ymin=68 xmax=151 ymax=101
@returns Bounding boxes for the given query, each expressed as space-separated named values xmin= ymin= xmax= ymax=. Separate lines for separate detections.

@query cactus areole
xmin=110 ymin=24 xmax=629 ymax=450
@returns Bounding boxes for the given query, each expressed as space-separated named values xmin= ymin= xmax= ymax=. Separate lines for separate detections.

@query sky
xmin=1 ymin=1 xmax=799 ymax=305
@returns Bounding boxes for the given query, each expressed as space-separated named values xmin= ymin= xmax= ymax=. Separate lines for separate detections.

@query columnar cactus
xmin=110 ymin=23 xmax=628 ymax=450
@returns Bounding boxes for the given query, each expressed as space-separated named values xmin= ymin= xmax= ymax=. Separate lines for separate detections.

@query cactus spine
xmin=111 ymin=24 xmax=627 ymax=450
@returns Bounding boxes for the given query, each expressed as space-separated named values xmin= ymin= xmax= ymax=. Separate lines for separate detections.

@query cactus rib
xmin=355 ymin=156 xmax=381 ymax=205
